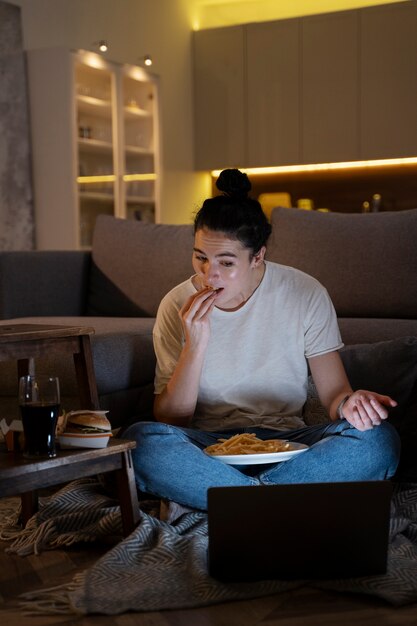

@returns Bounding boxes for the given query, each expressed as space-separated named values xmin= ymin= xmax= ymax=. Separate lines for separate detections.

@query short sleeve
xmin=304 ymin=283 xmax=343 ymax=358
xmin=152 ymin=279 xmax=195 ymax=394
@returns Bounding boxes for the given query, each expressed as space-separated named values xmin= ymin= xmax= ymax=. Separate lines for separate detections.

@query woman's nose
xmin=204 ymin=263 xmax=219 ymax=279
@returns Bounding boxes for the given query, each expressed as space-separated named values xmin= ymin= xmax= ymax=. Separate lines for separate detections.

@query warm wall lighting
xmin=80 ymin=50 xmax=108 ymax=70
xmin=194 ymin=0 xmax=405 ymax=30
xmin=77 ymin=174 xmax=156 ymax=183
xmin=77 ymin=175 xmax=115 ymax=183
xmin=211 ymin=156 xmax=417 ymax=177
xmin=123 ymin=173 xmax=156 ymax=182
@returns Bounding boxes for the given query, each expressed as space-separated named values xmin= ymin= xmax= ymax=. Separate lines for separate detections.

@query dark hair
xmin=194 ymin=169 xmax=271 ymax=255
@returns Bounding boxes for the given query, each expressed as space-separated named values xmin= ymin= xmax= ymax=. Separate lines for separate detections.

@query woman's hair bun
xmin=216 ymin=169 xmax=251 ymax=198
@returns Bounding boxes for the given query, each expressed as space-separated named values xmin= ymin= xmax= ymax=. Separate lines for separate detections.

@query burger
xmin=63 ymin=410 xmax=112 ymax=435
xmin=58 ymin=410 xmax=113 ymax=449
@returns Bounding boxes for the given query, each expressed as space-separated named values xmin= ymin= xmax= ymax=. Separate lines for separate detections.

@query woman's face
xmin=192 ymin=228 xmax=265 ymax=310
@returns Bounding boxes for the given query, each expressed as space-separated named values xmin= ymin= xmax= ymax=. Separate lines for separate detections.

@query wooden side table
xmin=0 ymin=439 xmax=141 ymax=537
xmin=0 ymin=323 xmax=100 ymax=410
xmin=0 ymin=323 xmax=139 ymax=532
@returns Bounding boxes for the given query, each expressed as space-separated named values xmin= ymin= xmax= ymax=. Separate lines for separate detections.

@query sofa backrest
xmin=266 ymin=207 xmax=417 ymax=318
xmin=0 ymin=250 xmax=90 ymax=319
xmin=87 ymin=215 xmax=194 ymax=317
xmin=87 ymin=208 xmax=417 ymax=319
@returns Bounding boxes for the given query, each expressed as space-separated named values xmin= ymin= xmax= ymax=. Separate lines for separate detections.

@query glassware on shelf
xmin=126 ymin=97 xmax=139 ymax=109
xmin=77 ymin=84 xmax=91 ymax=97
xmin=78 ymin=125 xmax=92 ymax=139
xmin=131 ymin=205 xmax=155 ymax=222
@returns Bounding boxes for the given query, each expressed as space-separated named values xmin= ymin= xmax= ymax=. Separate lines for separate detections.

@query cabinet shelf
xmin=77 ymin=94 xmax=112 ymax=117
xmin=126 ymin=195 xmax=155 ymax=204
xmin=79 ymin=191 xmax=115 ymax=202
xmin=78 ymin=137 xmax=113 ymax=153
xmin=125 ymin=144 xmax=153 ymax=156
xmin=123 ymin=105 xmax=152 ymax=119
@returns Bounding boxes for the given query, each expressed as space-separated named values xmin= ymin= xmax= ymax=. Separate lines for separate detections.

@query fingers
xmin=180 ymin=287 xmax=218 ymax=322
xmin=353 ymin=398 xmax=383 ymax=430
xmin=179 ymin=288 xmax=220 ymax=350
xmin=345 ymin=391 xmax=396 ymax=431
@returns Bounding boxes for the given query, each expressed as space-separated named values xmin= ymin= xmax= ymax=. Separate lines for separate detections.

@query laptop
xmin=207 ymin=481 xmax=392 ymax=581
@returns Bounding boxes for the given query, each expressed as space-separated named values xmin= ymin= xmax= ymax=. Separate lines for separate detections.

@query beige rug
xmin=1 ymin=480 xmax=417 ymax=615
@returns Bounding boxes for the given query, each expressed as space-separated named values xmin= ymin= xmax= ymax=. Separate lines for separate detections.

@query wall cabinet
xmin=360 ymin=1 xmax=417 ymax=159
xmin=193 ymin=0 xmax=417 ymax=170
xmin=300 ymin=10 xmax=359 ymax=164
xmin=27 ymin=48 xmax=160 ymax=250
xmin=246 ymin=18 xmax=300 ymax=167
xmin=193 ymin=26 xmax=245 ymax=170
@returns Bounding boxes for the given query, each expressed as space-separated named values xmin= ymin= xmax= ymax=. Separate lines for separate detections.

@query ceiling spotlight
xmin=96 ymin=40 xmax=108 ymax=52
xmin=144 ymin=54 xmax=152 ymax=67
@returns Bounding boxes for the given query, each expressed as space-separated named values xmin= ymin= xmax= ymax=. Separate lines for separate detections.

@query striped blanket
xmin=2 ymin=479 xmax=417 ymax=614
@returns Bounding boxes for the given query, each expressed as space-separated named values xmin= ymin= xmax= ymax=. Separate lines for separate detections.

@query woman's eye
xmin=221 ymin=261 xmax=234 ymax=267
xmin=195 ymin=255 xmax=207 ymax=263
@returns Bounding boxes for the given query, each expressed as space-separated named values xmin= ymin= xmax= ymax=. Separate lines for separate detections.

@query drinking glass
xmin=18 ymin=375 xmax=61 ymax=458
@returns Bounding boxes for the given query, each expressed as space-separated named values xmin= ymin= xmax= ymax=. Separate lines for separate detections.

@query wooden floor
xmin=1 ymin=514 xmax=417 ymax=626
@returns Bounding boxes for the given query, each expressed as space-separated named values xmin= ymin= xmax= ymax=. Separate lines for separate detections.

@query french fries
xmin=205 ymin=432 xmax=292 ymax=456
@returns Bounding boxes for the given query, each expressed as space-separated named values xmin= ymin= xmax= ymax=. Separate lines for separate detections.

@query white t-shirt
xmin=153 ymin=261 xmax=343 ymax=432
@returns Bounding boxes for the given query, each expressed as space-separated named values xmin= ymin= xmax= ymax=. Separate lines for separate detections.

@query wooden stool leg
xmin=73 ymin=335 xmax=100 ymax=409
xmin=20 ymin=491 xmax=39 ymax=526
xmin=115 ymin=449 xmax=141 ymax=537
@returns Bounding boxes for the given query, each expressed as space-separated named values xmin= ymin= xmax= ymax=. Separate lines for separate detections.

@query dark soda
xmin=20 ymin=402 xmax=60 ymax=458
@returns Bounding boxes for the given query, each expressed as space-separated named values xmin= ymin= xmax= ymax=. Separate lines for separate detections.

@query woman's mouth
xmin=207 ymin=286 xmax=224 ymax=294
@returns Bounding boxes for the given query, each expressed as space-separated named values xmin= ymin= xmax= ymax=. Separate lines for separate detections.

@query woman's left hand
xmin=342 ymin=391 xmax=397 ymax=431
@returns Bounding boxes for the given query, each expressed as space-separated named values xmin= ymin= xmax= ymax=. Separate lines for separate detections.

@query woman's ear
xmin=251 ymin=246 xmax=266 ymax=267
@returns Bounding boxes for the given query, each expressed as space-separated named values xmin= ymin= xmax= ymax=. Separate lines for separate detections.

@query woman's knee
xmin=359 ymin=421 xmax=401 ymax=477
xmin=123 ymin=420 xmax=177 ymax=441
xmin=338 ymin=419 xmax=399 ymax=450
xmin=366 ymin=420 xmax=400 ymax=452
xmin=122 ymin=421 xmax=176 ymax=466
xmin=334 ymin=420 xmax=400 ymax=479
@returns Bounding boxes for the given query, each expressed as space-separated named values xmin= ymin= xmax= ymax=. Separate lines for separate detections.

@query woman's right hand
xmin=154 ymin=287 xmax=220 ymax=424
xmin=179 ymin=287 xmax=219 ymax=351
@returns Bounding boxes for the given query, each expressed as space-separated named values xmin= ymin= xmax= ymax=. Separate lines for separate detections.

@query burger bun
xmin=64 ymin=410 xmax=111 ymax=434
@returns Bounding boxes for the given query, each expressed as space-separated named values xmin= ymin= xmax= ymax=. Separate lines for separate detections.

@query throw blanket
xmin=1 ymin=480 xmax=417 ymax=615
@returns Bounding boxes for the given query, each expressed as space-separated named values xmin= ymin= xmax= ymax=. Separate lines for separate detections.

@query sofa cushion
xmin=339 ymin=336 xmax=417 ymax=408
xmin=303 ymin=336 xmax=417 ymax=480
xmin=267 ymin=207 xmax=417 ymax=318
xmin=305 ymin=336 xmax=417 ymax=418
xmin=87 ymin=216 xmax=194 ymax=317
xmin=341 ymin=336 xmax=417 ymax=481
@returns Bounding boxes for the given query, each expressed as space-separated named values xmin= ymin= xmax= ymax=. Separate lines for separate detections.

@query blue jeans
xmin=123 ymin=420 xmax=400 ymax=511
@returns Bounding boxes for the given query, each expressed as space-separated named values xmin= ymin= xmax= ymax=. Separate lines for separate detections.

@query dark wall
xmin=0 ymin=1 xmax=34 ymax=250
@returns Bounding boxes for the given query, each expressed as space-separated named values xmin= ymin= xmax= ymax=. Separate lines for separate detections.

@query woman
xmin=124 ymin=169 xmax=400 ymax=512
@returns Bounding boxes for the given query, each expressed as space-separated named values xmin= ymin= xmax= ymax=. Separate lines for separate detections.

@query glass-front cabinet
xmin=121 ymin=66 xmax=158 ymax=224
xmin=27 ymin=48 xmax=160 ymax=250
xmin=76 ymin=60 xmax=116 ymax=247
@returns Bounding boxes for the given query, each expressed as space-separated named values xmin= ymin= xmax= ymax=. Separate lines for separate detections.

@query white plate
xmin=204 ymin=442 xmax=309 ymax=465
xmin=58 ymin=432 xmax=111 ymax=449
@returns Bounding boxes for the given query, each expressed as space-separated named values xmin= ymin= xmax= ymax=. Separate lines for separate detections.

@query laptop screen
xmin=208 ymin=481 xmax=392 ymax=581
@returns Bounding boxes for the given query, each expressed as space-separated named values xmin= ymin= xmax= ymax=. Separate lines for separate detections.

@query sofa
xmin=1 ymin=208 xmax=417 ymax=477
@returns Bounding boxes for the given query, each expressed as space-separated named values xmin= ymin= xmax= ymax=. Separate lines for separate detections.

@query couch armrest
xmin=0 ymin=251 xmax=91 ymax=319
